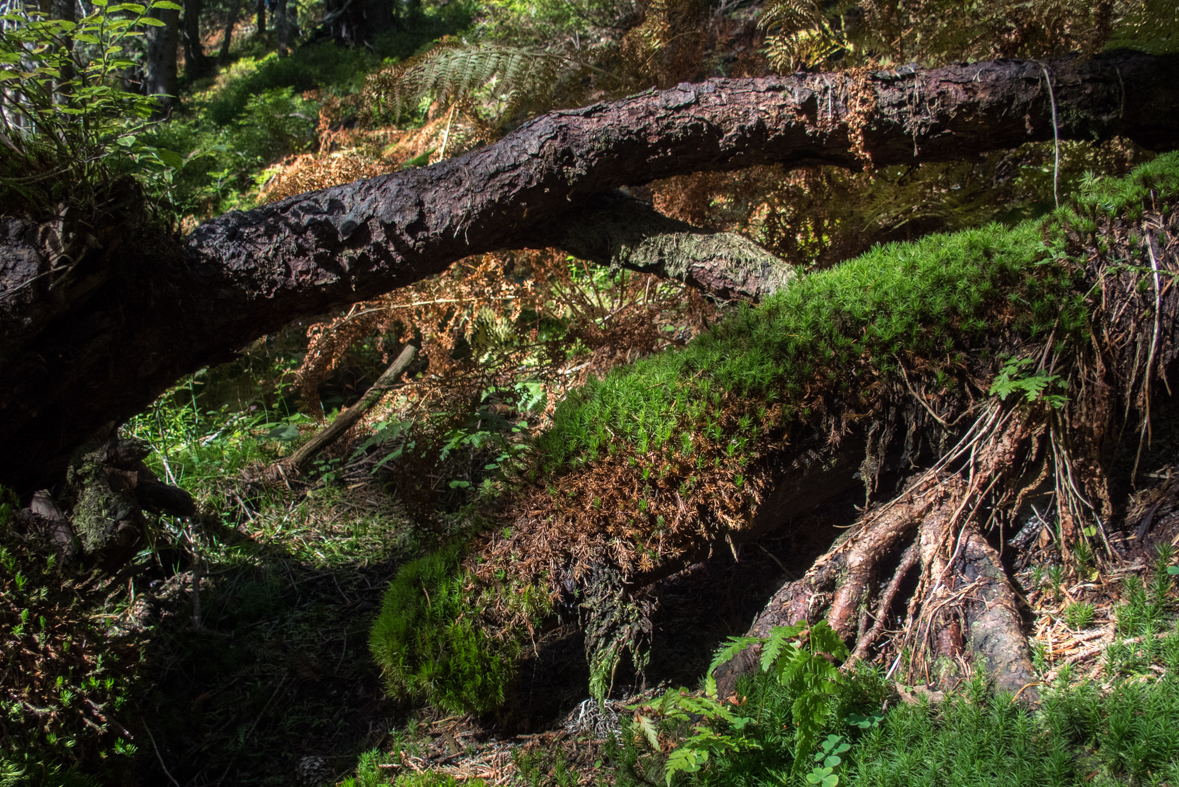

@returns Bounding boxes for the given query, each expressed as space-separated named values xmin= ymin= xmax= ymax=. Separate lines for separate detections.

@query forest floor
xmin=118 ymin=439 xmax=1179 ymax=786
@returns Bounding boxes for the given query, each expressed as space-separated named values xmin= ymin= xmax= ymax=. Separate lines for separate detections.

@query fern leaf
xmin=365 ymin=41 xmax=576 ymax=131
xmin=760 ymin=622 xmax=805 ymax=672
xmin=705 ymin=635 xmax=761 ymax=697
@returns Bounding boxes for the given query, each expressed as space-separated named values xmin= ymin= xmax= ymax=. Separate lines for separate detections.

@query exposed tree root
xmin=717 ymin=195 xmax=1179 ymax=699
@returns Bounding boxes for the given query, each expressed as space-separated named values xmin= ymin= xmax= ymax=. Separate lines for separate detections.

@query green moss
xmin=537 ymin=153 xmax=1179 ymax=476
xmin=1069 ymin=150 xmax=1179 ymax=218
xmin=369 ymin=544 xmax=532 ymax=715
xmin=537 ymin=220 xmax=1074 ymax=472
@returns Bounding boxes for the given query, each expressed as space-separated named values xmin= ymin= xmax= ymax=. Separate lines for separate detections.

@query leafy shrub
xmin=369 ymin=544 xmax=532 ymax=714
xmin=0 ymin=1 xmax=182 ymax=212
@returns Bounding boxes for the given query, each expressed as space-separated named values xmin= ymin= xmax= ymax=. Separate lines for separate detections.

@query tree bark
xmin=217 ymin=0 xmax=240 ymax=65
xmin=183 ymin=0 xmax=212 ymax=81
xmin=254 ymin=0 xmax=264 ymax=39
xmin=144 ymin=3 xmax=179 ymax=115
xmin=3 ymin=52 xmax=1179 ymax=492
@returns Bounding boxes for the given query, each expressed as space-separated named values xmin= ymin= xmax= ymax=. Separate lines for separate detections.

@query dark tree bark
xmin=217 ymin=0 xmax=241 ymax=64
xmin=183 ymin=0 xmax=213 ymax=81
xmin=322 ymin=0 xmax=394 ymax=46
xmin=274 ymin=0 xmax=294 ymax=53
xmin=144 ymin=3 xmax=180 ymax=114
xmin=3 ymin=52 xmax=1179 ymax=492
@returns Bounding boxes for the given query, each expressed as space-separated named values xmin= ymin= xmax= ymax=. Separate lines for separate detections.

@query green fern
xmin=759 ymin=0 xmax=858 ymax=72
xmin=364 ymin=40 xmax=578 ymax=129
xmin=706 ymin=621 xmax=849 ymax=776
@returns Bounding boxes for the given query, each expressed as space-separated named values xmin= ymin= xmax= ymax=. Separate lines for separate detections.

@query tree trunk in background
xmin=254 ymin=0 xmax=264 ymax=39
xmin=183 ymin=0 xmax=212 ymax=81
xmin=144 ymin=3 xmax=179 ymax=114
xmin=323 ymin=0 xmax=394 ymax=45
xmin=3 ymin=52 xmax=1179 ymax=492
xmin=218 ymin=0 xmax=240 ymax=64
xmin=275 ymin=0 xmax=293 ymax=53
xmin=49 ymin=0 xmax=76 ymax=97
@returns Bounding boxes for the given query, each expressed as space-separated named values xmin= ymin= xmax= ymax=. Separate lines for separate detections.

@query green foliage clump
xmin=1065 ymin=150 xmax=1179 ymax=223
xmin=622 ymin=660 xmax=1179 ymax=787
xmin=625 ymin=624 xmax=888 ymax=787
xmin=537 ymin=218 xmax=1079 ymax=473
xmin=0 ymin=1 xmax=183 ymax=212
xmin=369 ymin=544 xmax=535 ymax=714
xmin=0 ymin=486 xmax=139 ymax=782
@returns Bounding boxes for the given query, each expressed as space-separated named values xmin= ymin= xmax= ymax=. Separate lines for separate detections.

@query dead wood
xmin=279 ymin=344 xmax=416 ymax=473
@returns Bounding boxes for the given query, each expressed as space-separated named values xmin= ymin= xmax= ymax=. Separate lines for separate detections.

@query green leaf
xmin=636 ymin=714 xmax=660 ymax=750
xmin=705 ymin=635 xmax=760 ymax=698
xmin=267 ymin=424 xmax=301 ymax=442
xmin=139 ymin=16 xmax=165 ymax=26
xmin=153 ymin=147 xmax=184 ymax=169
xmin=150 ymin=0 xmax=183 ymax=9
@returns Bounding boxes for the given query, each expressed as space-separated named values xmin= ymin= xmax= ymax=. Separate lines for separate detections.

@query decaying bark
xmin=532 ymin=191 xmax=797 ymax=301
xmin=3 ymin=52 xmax=1179 ymax=493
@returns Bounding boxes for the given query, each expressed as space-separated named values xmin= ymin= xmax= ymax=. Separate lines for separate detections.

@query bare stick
xmin=282 ymin=344 xmax=417 ymax=472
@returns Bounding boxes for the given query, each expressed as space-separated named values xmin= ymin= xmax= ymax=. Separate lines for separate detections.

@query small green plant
xmin=802 ymin=733 xmax=851 ymax=787
xmin=707 ymin=620 xmax=849 ymax=778
xmin=1047 ymin=565 xmax=1066 ymax=601
xmin=1116 ymin=573 xmax=1170 ymax=636
xmin=633 ymin=688 xmax=759 ymax=786
xmin=989 ymin=357 xmax=1068 ymax=408
xmin=1063 ymin=601 xmax=1095 ymax=631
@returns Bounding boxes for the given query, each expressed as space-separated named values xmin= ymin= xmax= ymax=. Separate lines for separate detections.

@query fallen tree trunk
xmin=3 ymin=51 xmax=1179 ymax=492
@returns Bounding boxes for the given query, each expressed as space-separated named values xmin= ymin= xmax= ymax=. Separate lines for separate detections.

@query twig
xmin=896 ymin=360 xmax=948 ymax=427
xmin=755 ymin=543 xmax=793 ymax=580
xmin=1040 ymin=63 xmax=1060 ymax=208
xmin=144 ymin=723 xmax=182 ymax=787
xmin=1132 ymin=232 xmax=1163 ymax=484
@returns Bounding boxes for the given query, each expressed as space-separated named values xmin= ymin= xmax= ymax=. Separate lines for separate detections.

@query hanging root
xmin=718 ymin=400 xmax=1069 ymax=698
